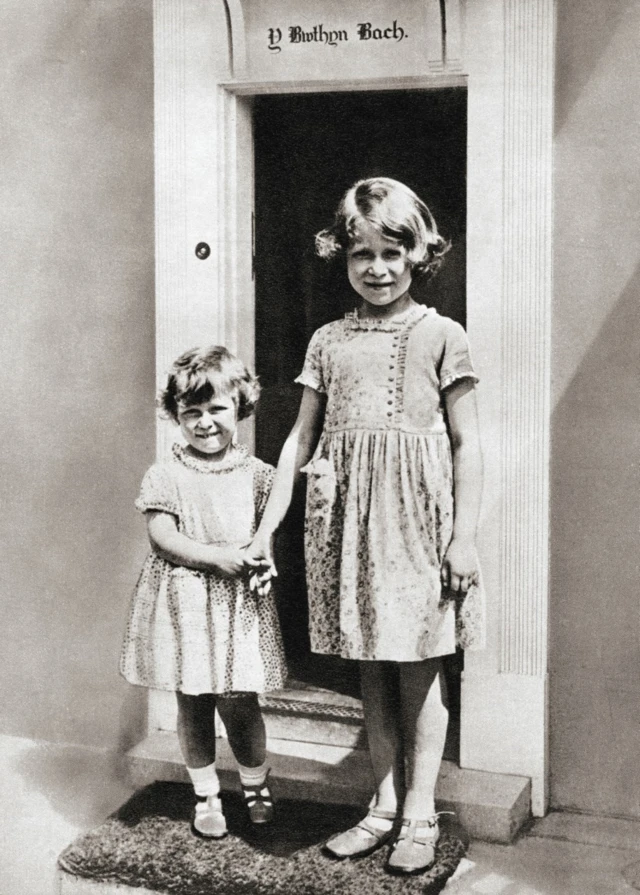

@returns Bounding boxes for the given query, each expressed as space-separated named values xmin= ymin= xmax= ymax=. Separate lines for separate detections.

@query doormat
xmin=58 ymin=782 xmax=468 ymax=895
xmin=623 ymin=860 xmax=640 ymax=890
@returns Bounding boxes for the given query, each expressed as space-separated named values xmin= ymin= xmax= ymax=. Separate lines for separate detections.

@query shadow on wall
xmin=10 ymin=685 xmax=145 ymax=828
xmin=550 ymin=259 xmax=640 ymax=815
xmin=12 ymin=740 xmax=135 ymax=831
xmin=555 ymin=0 xmax=630 ymax=133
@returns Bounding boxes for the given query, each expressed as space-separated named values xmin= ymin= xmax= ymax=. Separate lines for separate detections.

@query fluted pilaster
xmin=500 ymin=0 xmax=554 ymax=677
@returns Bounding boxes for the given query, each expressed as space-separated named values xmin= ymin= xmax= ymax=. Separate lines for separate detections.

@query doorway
xmin=253 ymin=88 xmax=467 ymax=756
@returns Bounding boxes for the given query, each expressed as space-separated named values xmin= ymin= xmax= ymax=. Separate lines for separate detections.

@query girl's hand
xmin=214 ymin=546 xmax=247 ymax=578
xmin=248 ymin=564 xmax=275 ymax=597
xmin=244 ymin=536 xmax=277 ymax=597
xmin=243 ymin=534 xmax=277 ymax=579
xmin=441 ymin=537 xmax=479 ymax=595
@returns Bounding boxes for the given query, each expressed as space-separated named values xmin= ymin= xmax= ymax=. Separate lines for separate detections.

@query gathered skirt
xmin=303 ymin=428 xmax=485 ymax=661
xmin=120 ymin=557 xmax=287 ymax=695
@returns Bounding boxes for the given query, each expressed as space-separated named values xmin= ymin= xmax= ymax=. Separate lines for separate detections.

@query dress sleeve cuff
xmin=294 ymin=372 xmax=326 ymax=393
xmin=440 ymin=370 xmax=479 ymax=392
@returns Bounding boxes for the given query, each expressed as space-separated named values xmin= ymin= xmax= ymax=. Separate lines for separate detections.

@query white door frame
xmin=151 ymin=0 xmax=554 ymax=816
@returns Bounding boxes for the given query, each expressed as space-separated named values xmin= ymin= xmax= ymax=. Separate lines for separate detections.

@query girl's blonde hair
xmin=159 ymin=345 xmax=260 ymax=423
xmin=315 ymin=177 xmax=450 ymax=278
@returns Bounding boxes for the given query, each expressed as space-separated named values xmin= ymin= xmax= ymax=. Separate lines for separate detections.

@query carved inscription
xmin=267 ymin=21 xmax=407 ymax=53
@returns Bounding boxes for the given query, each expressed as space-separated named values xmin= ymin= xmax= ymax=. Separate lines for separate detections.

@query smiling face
xmin=177 ymin=393 xmax=238 ymax=458
xmin=346 ymin=218 xmax=413 ymax=311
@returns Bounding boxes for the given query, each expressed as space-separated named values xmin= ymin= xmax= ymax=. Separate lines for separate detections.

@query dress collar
xmin=172 ymin=442 xmax=250 ymax=473
xmin=345 ymin=302 xmax=430 ymax=331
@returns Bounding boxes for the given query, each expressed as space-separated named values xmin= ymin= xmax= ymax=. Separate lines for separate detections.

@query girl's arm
xmin=147 ymin=511 xmax=245 ymax=577
xmin=245 ymin=386 xmax=325 ymax=572
xmin=442 ymin=378 xmax=484 ymax=594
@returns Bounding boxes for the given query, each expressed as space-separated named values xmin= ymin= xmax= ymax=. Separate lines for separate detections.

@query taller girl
xmin=248 ymin=178 xmax=484 ymax=875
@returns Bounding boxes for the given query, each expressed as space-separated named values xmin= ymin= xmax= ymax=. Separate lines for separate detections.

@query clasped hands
xmin=242 ymin=537 xmax=276 ymax=597
xmin=212 ymin=541 xmax=274 ymax=595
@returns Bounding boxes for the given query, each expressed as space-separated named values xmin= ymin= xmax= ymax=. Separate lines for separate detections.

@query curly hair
xmin=159 ymin=345 xmax=261 ymax=423
xmin=315 ymin=177 xmax=450 ymax=279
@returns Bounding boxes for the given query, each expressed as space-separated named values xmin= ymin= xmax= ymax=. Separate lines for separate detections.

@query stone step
xmin=259 ymin=689 xmax=366 ymax=748
xmin=126 ymin=729 xmax=531 ymax=843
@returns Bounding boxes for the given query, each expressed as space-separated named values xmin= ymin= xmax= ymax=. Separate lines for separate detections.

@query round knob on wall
xmin=195 ymin=242 xmax=210 ymax=260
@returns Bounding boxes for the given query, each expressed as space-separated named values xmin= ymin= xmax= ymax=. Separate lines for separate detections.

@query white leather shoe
xmin=386 ymin=816 xmax=441 ymax=874
xmin=324 ymin=807 xmax=396 ymax=859
xmin=192 ymin=795 xmax=227 ymax=839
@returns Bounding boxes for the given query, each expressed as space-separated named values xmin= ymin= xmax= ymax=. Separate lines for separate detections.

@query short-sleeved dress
xmin=120 ymin=443 xmax=287 ymax=695
xmin=295 ymin=302 xmax=485 ymax=662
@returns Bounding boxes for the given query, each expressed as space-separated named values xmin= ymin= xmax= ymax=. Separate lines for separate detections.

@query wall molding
xmin=500 ymin=0 xmax=554 ymax=677
xmin=223 ymin=0 xmax=247 ymax=78
xmin=154 ymin=0 xmax=188 ymax=458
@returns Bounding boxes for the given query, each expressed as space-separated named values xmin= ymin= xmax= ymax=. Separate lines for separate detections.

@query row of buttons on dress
xmin=387 ymin=333 xmax=400 ymax=417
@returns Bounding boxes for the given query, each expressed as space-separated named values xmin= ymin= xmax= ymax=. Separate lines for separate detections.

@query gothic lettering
xmin=289 ymin=25 xmax=348 ymax=46
xmin=357 ymin=21 xmax=406 ymax=42
xmin=266 ymin=21 xmax=407 ymax=51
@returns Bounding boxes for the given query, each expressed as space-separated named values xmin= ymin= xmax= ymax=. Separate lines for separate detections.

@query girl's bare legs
xmin=359 ymin=660 xmax=405 ymax=814
xmin=176 ymin=692 xmax=217 ymax=767
xmin=176 ymin=691 xmax=266 ymax=767
xmin=217 ymin=693 xmax=273 ymax=824
xmin=325 ymin=661 xmax=402 ymax=857
xmin=177 ymin=692 xmax=226 ymax=837
xmin=216 ymin=693 xmax=266 ymax=767
xmin=385 ymin=659 xmax=448 ymax=872
xmin=398 ymin=657 xmax=449 ymax=819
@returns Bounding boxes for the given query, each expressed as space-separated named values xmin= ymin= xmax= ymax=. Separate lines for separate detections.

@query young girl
xmin=120 ymin=346 xmax=287 ymax=839
xmin=246 ymin=178 xmax=484 ymax=875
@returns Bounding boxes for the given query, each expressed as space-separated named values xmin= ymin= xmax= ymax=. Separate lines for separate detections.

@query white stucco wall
xmin=0 ymin=0 xmax=156 ymax=752
xmin=551 ymin=0 xmax=640 ymax=815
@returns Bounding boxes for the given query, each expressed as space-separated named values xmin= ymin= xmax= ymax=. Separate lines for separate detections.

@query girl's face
xmin=177 ymin=392 xmax=237 ymax=458
xmin=346 ymin=219 xmax=413 ymax=309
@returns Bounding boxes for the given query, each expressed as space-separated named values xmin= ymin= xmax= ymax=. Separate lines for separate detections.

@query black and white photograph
xmin=1 ymin=2 xmax=639 ymax=893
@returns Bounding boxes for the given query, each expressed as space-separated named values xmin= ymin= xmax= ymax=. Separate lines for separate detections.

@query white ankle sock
xmin=186 ymin=762 xmax=220 ymax=798
xmin=237 ymin=761 xmax=268 ymax=788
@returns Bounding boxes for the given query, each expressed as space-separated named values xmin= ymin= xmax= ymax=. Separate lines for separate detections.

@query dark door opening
xmin=253 ymin=88 xmax=467 ymax=758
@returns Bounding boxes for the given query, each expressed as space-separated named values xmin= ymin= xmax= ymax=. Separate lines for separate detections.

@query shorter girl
xmin=120 ymin=346 xmax=287 ymax=838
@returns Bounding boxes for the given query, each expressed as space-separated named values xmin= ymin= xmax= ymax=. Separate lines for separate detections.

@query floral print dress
xmin=120 ymin=443 xmax=287 ymax=695
xmin=296 ymin=303 xmax=485 ymax=662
